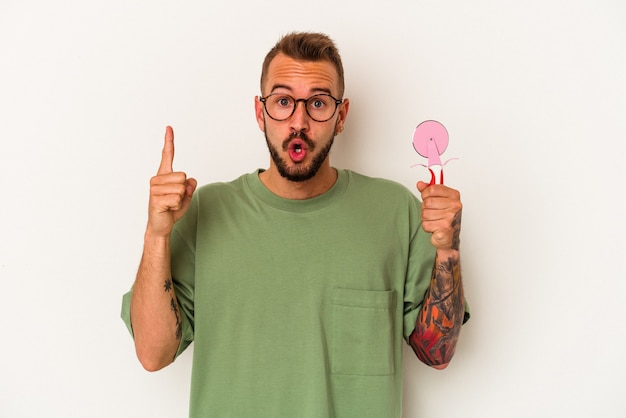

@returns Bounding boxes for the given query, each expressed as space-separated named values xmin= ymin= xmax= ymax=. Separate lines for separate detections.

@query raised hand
xmin=147 ymin=126 xmax=197 ymax=238
xmin=416 ymin=181 xmax=462 ymax=251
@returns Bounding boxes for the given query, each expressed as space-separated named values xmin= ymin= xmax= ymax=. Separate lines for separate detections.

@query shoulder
xmin=344 ymin=170 xmax=417 ymax=201
xmin=193 ymin=173 xmax=250 ymax=199
xmin=175 ymin=173 xmax=253 ymax=233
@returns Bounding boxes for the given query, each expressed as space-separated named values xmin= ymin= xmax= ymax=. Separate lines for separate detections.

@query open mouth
xmin=288 ymin=138 xmax=308 ymax=162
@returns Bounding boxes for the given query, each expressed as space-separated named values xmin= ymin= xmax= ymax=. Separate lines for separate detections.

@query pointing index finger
xmin=158 ymin=126 xmax=175 ymax=175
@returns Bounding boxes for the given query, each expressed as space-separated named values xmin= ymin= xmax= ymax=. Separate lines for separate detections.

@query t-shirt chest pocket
xmin=331 ymin=288 xmax=396 ymax=376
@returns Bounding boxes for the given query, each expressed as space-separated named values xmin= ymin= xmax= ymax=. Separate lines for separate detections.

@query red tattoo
xmin=409 ymin=255 xmax=464 ymax=367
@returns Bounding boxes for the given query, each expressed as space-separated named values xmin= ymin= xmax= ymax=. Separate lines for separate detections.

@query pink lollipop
xmin=411 ymin=120 xmax=456 ymax=185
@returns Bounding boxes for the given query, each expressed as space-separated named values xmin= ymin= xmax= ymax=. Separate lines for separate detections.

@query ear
xmin=335 ymin=98 xmax=350 ymax=135
xmin=255 ymin=96 xmax=265 ymax=132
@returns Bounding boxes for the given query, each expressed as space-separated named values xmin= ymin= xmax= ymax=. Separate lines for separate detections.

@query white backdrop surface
xmin=1 ymin=1 xmax=625 ymax=417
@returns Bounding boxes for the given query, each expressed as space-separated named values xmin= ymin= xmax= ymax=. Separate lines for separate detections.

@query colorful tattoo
xmin=409 ymin=255 xmax=464 ymax=367
xmin=164 ymin=278 xmax=182 ymax=340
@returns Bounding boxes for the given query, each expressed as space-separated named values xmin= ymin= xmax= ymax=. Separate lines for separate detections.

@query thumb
xmin=416 ymin=181 xmax=429 ymax=194
xmin=176 ymin=177 xmax=197 ymax=217
xmin=185 ymin=178 xmax=198 ymax=198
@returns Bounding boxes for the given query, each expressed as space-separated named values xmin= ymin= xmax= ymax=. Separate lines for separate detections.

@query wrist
xmin=144 ymin=229 xmax=172 ymax=246
xmin=436 ymin=248 xmax=459 ymax=261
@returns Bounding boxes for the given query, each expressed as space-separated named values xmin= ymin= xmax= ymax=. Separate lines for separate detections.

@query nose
xmin=289 ymin=100 xmax=310 ymax=132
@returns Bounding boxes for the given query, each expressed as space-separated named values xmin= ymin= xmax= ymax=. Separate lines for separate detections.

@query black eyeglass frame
xmin=259 ymin=93 xmax=344 ymax=122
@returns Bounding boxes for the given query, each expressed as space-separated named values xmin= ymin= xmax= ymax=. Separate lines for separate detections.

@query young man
xmin=122 ymin=32 xmax=468 ymax=418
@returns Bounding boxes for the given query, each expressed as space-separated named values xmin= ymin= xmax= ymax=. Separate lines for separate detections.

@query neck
xmin=259 ymin=163 xmax=337 ymax=200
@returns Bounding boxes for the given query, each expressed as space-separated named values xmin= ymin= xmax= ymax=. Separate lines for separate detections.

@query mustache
xmin=282 ymin=131 xmax=314 ymax=151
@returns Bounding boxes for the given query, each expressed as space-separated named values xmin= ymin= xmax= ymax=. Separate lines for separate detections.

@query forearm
xmin=409 ymin=249 xmax=464 ymax=369
xmin=130 ymin=232 xmax=182 ymax=371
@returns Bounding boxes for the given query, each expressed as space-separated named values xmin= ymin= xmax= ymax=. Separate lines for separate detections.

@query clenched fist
xmin=417 ymin=181 xmax=462 ymax=251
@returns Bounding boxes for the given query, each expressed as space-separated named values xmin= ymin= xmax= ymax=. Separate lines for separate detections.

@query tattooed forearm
xmin=451 ymin=211 xmax=462 ymax=251
xmin=164 ymin=278 xmax=182 ymax=340
xmin=409 ymin=254 xmax=464 ymax=367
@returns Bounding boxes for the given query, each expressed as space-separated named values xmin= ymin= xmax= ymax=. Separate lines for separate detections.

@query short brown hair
xmin=260 ymin=32 xmax=345 ymax=97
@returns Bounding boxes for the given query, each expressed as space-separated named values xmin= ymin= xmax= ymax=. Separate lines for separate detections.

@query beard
xmin=264 ymin=128 xmax=335 ymax=183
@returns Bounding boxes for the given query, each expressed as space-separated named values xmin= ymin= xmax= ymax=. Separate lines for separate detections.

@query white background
xmin=1 ymin=1 xmax=625 ymax=417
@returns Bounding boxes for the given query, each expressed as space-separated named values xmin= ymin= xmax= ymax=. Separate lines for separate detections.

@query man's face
xmin=255 ymin=53 xmax=349 ymax=182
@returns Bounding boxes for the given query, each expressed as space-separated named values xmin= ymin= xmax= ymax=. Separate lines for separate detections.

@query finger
xmin=150 ymin=171 xmax=188 ymax=186
xmin=177 ymin=178 xmax=197 ymax=215
xmin=157 ymin=126 xmax=175 ymax=175
xmin=155 ymin=194 xmax=186 ymax=212
xmin=422 ymin=197 xmax=456 ymax=210
xmin=421 ymin=209 xmax=449 ymax=222
xmin=152 ymin=179 xmax=197 ymax=218
xmin=422 ymin=184 xmax=460 ymax=199
xmin=150 ymin=183 xmax=188 ymax=197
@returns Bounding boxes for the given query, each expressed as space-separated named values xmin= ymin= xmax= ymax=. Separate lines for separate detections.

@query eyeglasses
xmin=259 ymin=93 xmax=343 ymax=122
